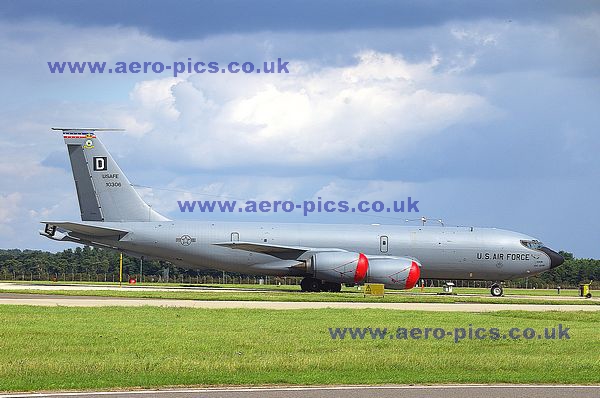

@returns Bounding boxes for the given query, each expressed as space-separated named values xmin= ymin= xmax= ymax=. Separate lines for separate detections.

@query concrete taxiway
xmin=1 ymin=385 xmax=599 ymax=398
xmin=0 ymin=293 xmax=597 ymax=311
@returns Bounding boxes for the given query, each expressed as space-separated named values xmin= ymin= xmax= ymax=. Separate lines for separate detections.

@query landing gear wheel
xmin=301 ymin=277 xmax=322 ymax=292
xmin=322 ymin=282 xmax=342 ymax=292
xmin=586 ymin=293 xmax=592 ymax=299
xmin=490 ymin=283 xmax=503 ymax=297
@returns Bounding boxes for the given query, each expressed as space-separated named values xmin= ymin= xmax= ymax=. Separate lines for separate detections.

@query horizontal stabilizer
xmin=41 ymin=221 xmax=129 ymax=237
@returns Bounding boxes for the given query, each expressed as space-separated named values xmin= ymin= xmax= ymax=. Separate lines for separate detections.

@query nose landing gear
xmin=490 ymin=283 xmax=504 ymax=297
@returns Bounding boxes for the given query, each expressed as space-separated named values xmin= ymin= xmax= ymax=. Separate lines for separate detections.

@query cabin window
xmin=520 ymin=239 xmax=543 ymax=249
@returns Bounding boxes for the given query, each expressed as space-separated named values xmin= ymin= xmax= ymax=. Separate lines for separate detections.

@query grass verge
xmin=0 ymin=287 xmax=596 ymax=305
xmin=0 ymin=306 xmax=598 ymax=391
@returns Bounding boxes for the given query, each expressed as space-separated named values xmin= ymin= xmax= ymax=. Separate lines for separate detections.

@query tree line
xmin=0 ymin=247 xmax=597 ymax=287
xmin=0 ymin=247 xmax=223 ymax=282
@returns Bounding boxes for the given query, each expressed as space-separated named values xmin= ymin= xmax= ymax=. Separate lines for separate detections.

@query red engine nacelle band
xmin=354 ymin=253 xmax=369 ymax=283
xmin=405 ymin=260 xmax=421 ymax=289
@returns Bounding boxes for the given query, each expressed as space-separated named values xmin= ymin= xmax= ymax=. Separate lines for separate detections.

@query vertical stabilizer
xmin=54 ymin=128 xmax=169 ymax=222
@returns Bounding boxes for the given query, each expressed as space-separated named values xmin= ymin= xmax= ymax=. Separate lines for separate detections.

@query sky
xmin=0 ymin=0 xmax=599 ymax=257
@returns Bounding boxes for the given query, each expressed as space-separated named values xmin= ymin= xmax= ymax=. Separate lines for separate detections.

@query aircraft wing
xmin=213 ymin=241 xmax=345 ymax=260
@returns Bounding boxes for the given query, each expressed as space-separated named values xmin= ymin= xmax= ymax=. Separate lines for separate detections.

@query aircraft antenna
xmin=405 ymin=217 xmax=444 ymax=226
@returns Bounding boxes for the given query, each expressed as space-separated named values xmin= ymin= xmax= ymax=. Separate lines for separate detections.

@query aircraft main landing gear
xmin=300 ymin=277 xmax=321 ymax=292
xmin=490 ymin=283 xmax=504 ymax=297
xmin=300 ymin=277 xmax=342 ymax=292
xmin=322 ymin=281 xmax=342 ymax=292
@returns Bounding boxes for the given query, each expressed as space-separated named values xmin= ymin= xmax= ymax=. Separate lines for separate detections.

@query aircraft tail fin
xmin=54 ymin=128 xmax=169 ymax=222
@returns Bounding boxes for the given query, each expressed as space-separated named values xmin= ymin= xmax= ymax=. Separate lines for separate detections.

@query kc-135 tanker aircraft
xmin=41 ymin=128 xmax=564 ymax=296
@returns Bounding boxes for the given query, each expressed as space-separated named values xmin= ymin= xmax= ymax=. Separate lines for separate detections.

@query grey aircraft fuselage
xmin=80 ymin=220 xmax=558 ymax=281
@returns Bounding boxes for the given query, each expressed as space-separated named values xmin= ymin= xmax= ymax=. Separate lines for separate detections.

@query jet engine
xmin=366 ymin=257 xmax=421 ymax=290
xmin=306 ymin=251 xmax=369 ymax=284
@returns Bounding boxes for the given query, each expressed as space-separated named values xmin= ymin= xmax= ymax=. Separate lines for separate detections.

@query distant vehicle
xmin=41 ymin=128 xmax=564 ymax=296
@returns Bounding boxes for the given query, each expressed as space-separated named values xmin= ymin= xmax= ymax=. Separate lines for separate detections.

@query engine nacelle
xmin=366 ymin=256 xmax=421 ymax=290
xmin=307 ymin=251 xmax=369 ymax=284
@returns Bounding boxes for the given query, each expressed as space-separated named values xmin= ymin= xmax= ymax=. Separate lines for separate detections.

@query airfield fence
xmin=0 ymin=271 xmax=302 ymax=286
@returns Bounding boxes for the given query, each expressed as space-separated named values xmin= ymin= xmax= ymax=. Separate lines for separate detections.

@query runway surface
xmin=2 ymin=385 xmax=599 ymax=398
xmin=0 ymin=293 xmax=597 ymax=311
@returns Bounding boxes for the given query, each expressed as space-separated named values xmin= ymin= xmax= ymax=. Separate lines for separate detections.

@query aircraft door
xmin=380 ymin=235 xmax=388 ymax=253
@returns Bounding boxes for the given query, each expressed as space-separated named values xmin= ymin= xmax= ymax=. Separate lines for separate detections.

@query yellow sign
xmin=364 ymin=283 xmax=385 ymax=297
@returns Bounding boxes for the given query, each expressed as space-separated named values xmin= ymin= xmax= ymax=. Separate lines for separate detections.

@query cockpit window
xmin=521 ymin=239 xmax=544 ymax=249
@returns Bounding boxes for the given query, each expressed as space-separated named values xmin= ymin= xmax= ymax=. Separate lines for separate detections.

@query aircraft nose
xmin=540 ymin=247 xmax=564 ymax=269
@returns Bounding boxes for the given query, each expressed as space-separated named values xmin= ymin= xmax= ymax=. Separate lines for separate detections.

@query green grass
xmin=3 ymin=280 xmax=588 ymax=295
xmin=0 ymin=306 xmax=598 ymax=391
xmin=3 ymin=279 xmax=590 ymax=294
xmin=0 ymin=286 xmax=596 ymax=305
xmin=192 ymin=285 xmax=585 ymax=297
xmin=448 ymin=287 xmax=581 ymax=297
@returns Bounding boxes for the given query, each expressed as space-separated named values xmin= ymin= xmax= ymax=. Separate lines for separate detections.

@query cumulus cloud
xmin=125 ymin=50 xmax=493 ymax=169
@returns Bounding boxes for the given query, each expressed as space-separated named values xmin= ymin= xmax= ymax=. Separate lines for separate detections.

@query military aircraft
xmin=41 ymin=128 xmax=564 ymax=296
